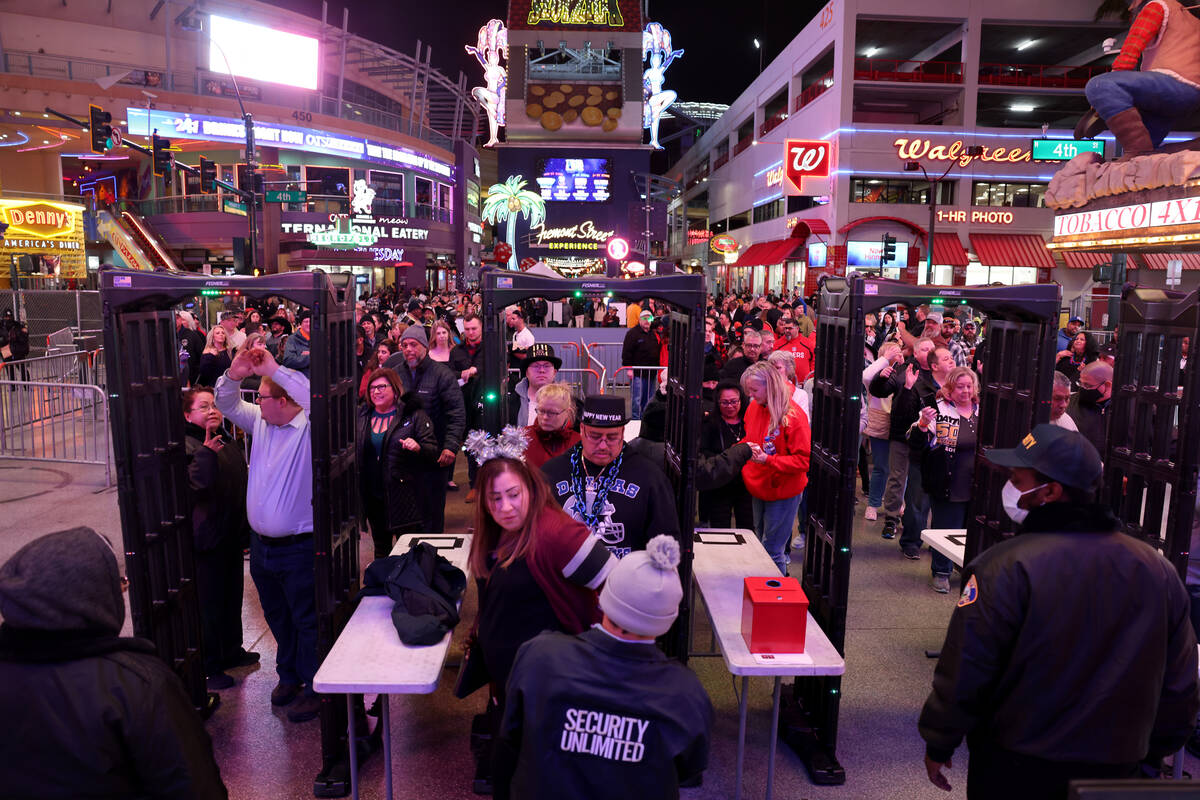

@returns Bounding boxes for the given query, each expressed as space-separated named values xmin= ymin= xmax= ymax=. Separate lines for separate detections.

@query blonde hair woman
xmin=523 ymin=383 xmax=581 ymax=470
xmin=428 ymin=319 xmax=456 ymax=363
xmin=739 ymin=361 xmax=811 ymax=574
xmin=196 ymin=324 xmax=234 ymax=387
xmin=907 ymin=365 xmax=980 ymax=594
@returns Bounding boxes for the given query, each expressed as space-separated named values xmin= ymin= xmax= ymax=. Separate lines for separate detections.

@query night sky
xmin=264 ymin=0 xmax=826 ymax=105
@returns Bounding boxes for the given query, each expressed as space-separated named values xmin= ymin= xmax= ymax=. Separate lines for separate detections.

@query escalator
xmin=96 ymin=209 xmax=181 ymax=271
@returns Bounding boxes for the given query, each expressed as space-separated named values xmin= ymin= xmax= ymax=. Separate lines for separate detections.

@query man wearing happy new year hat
xmin=540 ymin=394 xmax=678 ymax=558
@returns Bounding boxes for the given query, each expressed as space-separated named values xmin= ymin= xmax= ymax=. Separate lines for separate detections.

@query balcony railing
xmin=732 ymin=136 xmax=754 ymax=157
xmin=712 ymin=152 xmax=730 ymax=171
xmin=759 ymin=111 xmax=787 ymax=138
xmin=796 ymin=71 xmax=834 ymax=112
xmin=853 ymin=58 xmax=963 ymax=84
xmin=129 ymin=194 xmax=452 ymax=223
xmin=978 ymin=62 xmax=1109 ymax=89
xmin=2 ymin=50 xmax=457 ymax=151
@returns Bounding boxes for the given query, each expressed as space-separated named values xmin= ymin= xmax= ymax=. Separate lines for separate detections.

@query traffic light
xmin=152 ymin=134 xmax=173 ymax=184
xmin=88 ymin=105 xmax=113 ymax=154
xmin=199 ymin=157 xmax=217 ymax=193
xmin=881 ymin=233 xmax=896 ymax=264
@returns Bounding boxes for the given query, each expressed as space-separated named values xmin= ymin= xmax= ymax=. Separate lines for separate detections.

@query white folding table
xmin=690 ymin=528 xmax=845 ymax=800
xmin=921 ymin=528 xmax=967 ymax=569
xmin=312 ymin=532 xmax=473 ymax=800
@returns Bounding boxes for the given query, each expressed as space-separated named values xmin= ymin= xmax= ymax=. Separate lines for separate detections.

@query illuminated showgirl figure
xmin=466 ymin=19 xmax=507 ymax=148
xmin=642 ymin=22 xmax=683 ymax=150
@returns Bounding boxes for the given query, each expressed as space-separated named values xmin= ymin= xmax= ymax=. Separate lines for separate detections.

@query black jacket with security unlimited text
xmin=919 ymin=502 xmax=1199 ymax=767
xmin=497 ymin=628 xmax=713 ymax=800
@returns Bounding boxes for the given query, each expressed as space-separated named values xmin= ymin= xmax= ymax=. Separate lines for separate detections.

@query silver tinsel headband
xmin=463 ymin=425 xmax=529 ymax=465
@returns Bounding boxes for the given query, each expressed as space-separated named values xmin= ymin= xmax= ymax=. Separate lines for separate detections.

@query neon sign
xmin=765 ymin=165 xmax=785 ymax=188
xmin=466 ymin=20 xmax=508 ymax=148
xmin=1052 ymin=195 xmax=1200 ymax=238
xmin=710 ymin=234 xmax=739 ymax=254
xmin=784 ymin=140 xmax=832 ymax=193
xmin=607 ymin=237 xmax=630 ymax=260
xmin=308 ymin=215 xmax=380 ymax=249
xmin=533 ymin=220 xmax=616 ymax=248
xmin=527 ymin=0 xmax=625 ymax=26
xmin=643 ymin=23 xmax=684 ymax=150
xmin=893 ymin=138 xmax=1031 ymax=167
xmin=687 ymin=229 xmax=713 ymax=243
xmin=937 ymin=209 xmax=1014 ymax=225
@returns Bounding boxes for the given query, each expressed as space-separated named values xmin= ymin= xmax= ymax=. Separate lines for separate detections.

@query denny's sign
xmin=893 ymin=138 xmax=1031 ymax=167
xmin=0 ymin=198 xmax=86 ymax=278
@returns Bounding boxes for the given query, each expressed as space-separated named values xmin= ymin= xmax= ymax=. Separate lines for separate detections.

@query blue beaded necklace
xmin=567 ymin=443 xmax=624 ymax=532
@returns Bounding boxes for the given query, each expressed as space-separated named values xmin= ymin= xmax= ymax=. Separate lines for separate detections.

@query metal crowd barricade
xmin=0 ymin=379 xmax=111 ymax=485
xmin=2 ymin=350 xmax=97 ymax=386
xmin=44 ymin=326 xmax=76 ymax=355
xmin=506 ymin=367 xmax=603 ymax=397
xmin=607 ymin=364 xmax=666 ymax=395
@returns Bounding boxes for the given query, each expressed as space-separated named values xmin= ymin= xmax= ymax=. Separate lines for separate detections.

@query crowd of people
xmin=7 ymin=279 xmax=1200 ymax=800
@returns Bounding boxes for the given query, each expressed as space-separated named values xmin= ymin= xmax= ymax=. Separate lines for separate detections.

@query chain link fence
xmin=0 ymin=290 xmax=104 ymax=356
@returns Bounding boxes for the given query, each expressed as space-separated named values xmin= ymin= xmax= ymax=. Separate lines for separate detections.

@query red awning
xmin=932 ymin=234 xmax=969 ymax=267
xmin=1136 ymin=252 xmax=1200 ymax=270
xmin=790 ymin=218 xmax=831 ymax=238
xmin=838 ymin=215 xmax=928 ymax=237
xmin=1060 ymin=251 xmax=1112 ymax=269
xmin=969 ymin=234 xmax=1055 ymax=269
xmin=729 ymin=238 xmax=804 ymax=268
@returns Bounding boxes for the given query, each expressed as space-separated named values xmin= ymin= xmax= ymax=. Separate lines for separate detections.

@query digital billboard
xmin=209 ymin=15 xmax=319 ymax=91
xmin=535 ymin=158 xmax=612 ymax=202
xmin=846 ymin=239 xmax=908 ymax=268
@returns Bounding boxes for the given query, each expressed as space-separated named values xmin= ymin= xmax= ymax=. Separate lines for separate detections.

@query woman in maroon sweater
xmin=522 ymin=383 xmax=582 ymax=471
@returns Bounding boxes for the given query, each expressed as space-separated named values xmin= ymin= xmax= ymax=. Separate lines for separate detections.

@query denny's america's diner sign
xmin=0 ymin=198 xmax=86 ymax=278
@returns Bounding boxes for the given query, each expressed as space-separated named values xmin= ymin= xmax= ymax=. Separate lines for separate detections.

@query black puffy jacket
xmin=383 ymin=354 xmax=466 ymax=453
xmin=184 ymin=423 xmax=249 ymax=551
xmin=919 ymin=502 xmax=1199 ymax=767
xmin=358 ymin=392 xmax=439 ymax=535
xmin=870 ymin=363 xmax=937 ymax=445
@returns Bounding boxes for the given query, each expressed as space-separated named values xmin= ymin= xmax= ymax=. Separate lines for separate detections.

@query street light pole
xmin=209 ymin=38 xmax=260 ymax=274
xmin=904 ymin=146 xmax=983 ymax=285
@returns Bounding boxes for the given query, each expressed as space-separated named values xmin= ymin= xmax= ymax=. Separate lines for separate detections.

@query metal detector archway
xmin=480 ymin=271 xmax=706 ymax=657
xmin=796 ymin=275 xmax=1061 ymax=784
xmin=101 ymin=268 xmax=361 ymax=797
xmin=1104 ymin=285 xmax=1200 ymax=577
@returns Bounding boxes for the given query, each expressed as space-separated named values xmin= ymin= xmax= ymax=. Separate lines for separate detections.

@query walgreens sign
xmin=1053 ymin=195 xmax=1200 ymax=237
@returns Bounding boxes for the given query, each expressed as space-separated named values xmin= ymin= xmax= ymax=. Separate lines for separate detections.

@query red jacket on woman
xmin=741 ymin=395 xmax=811 ymax=501
xmin=522 ymin=425 xmax=582 ymax=471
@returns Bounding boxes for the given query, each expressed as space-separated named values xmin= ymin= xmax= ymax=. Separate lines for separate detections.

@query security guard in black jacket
xmin=919 ymin=424 xmax=1199 ymax=799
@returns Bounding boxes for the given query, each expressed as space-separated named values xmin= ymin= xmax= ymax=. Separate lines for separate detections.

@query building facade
xmin=0 ymin=0 xmax=483 ymax=291
xmin=666 ymin=0 xmax=1200 ymax=316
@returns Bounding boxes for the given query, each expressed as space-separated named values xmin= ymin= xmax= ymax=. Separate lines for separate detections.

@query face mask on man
xmin=1001 ymin=480 xmax=1048 ymax=524
xmin=1077 ymin=386 xmax=1105 ymax=406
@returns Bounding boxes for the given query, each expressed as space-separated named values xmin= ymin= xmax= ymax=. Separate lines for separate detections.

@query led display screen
xmin=846 ymin=239 xmax=908 ymax=268
xmin=535 ymin=158 xmax=612 ymax=202
xmin=209 ymin=14 xmax=319 ymax=91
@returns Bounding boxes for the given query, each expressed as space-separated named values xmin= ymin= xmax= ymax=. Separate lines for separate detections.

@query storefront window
xmin=965 ymin=263 xmax=1039 ymax=285
xmin=851 ymin=177 xmax=955 ymax=205
xmin=306 ymin=166 xmax=351 ymax=214
xmin=753 ymin=199 xmax=785 ymax=224
xmin=415 ymin=178 xmax=434 ymax=220
xmin=369 ymin=170 xmax=405 ymax=216
xmin=972 ymin=182 xmax=1048 ymax=208
xmin=768 ymin=263 xmax=783 ymax=295
xmin=916 ymin=264 xmax=955 ymax=285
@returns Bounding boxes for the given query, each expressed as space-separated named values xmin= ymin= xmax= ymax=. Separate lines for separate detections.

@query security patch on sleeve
xmin=957 ymin=575 xmax=978 ymax=608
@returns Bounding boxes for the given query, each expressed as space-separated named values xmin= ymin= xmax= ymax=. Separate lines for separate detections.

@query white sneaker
xmin=864 ymin=507 xmax=878 ymax=521
xmin=791 ymin=534 xmax=805 ymax=550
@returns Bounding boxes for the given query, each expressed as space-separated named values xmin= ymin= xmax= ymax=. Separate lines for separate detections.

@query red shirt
xmin=740 ymin=398 xmax=811 ymax=502
xmin=779 ymin=333 xmax=816 ymax=384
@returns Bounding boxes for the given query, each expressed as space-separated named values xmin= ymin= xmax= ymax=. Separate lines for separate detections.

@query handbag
xmin=453 ymin=634 xmax=490 ymax=699
xmin=865 ymin=406 xmax=891 ymax=439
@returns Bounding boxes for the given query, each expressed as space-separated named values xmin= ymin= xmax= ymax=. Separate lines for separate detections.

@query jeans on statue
xmin=630 ymin=372 xmax=656 ymax=420
xmin=1085 ymin=70 xmax=1200 ymax=147
xmin=753 ymin=493 xmax=804 ymax=575
xmin=928 ymin=499 xmax=967 ymax=578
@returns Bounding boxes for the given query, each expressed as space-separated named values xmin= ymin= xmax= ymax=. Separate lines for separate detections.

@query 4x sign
xmin=784 ymin=139 xmax=832 ymax=193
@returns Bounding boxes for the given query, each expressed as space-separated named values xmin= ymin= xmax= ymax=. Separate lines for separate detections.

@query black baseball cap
xmin=984 ymin=424 xmax=1102 ymax=490
xmin=580 ymin=394 xmax=627 ymax=428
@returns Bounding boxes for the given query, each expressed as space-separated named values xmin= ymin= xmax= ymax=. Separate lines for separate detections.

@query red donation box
xmin=741 ymin=576 xmax=809 ymax=654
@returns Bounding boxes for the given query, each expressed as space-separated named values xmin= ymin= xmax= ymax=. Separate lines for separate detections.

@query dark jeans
xmin=194 ymin=538 xmax=245 ymax=675
xmin=928 ymin=499 xmax=967 ymax=578
xmin=364 ymin=494 xmax=392 ymax=559
xmin=630 ymin=371 xmax=657 ymax=420
xmin=467 ymin=451 xmax=480 ymax=489
xmin=965 ymin=735 xmax=1138 ymax=800
xmin=420 ymin=468 xmax=448 ymax=532
xmin=901 ymin=459 xmax=930 ymax=552
xmin=707 ymin=483 xmax=754 ymax=529
xmin=249 ymin=533 xmax=318 ymax=687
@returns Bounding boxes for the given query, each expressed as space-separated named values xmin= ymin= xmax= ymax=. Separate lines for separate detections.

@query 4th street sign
xmin=265 ymin=190 xmax=307 ymax=203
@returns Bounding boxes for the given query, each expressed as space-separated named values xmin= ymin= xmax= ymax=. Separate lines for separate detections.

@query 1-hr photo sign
xmin=783 ymin=140 xmax=832 ymax=193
